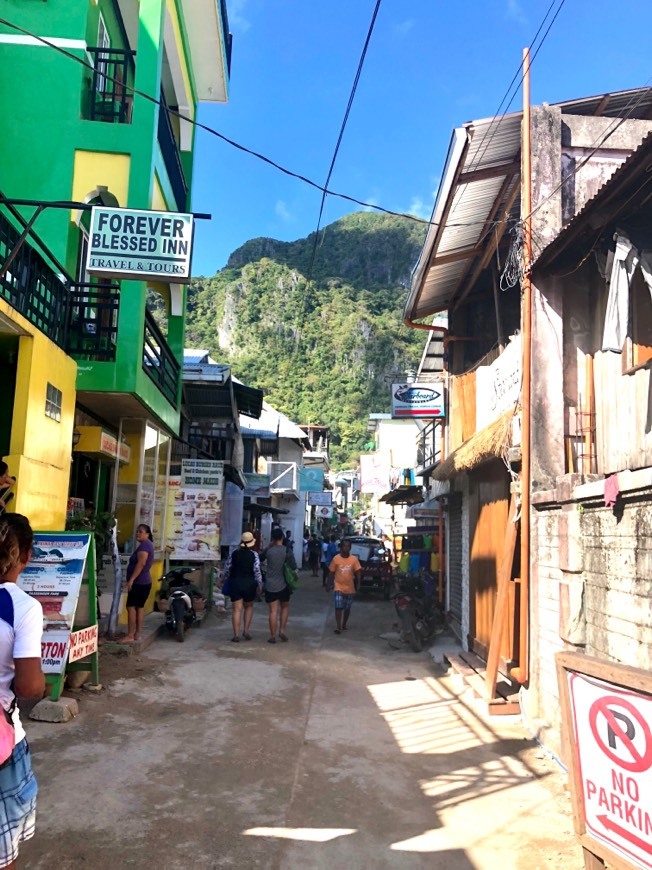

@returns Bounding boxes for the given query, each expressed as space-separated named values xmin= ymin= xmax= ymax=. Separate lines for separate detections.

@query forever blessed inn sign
xmin=86 ymin=206 xmax=194 ymax=282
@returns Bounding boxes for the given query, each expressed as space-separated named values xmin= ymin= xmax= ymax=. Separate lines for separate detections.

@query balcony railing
xmin=267 ymin=461 xmax=299 ymax=497
xmin=158 ymin=93 xmax=188 ymax=211
xmin=66 ymin=282 xmax=120 ymax=361
xmin=143 ymin=308 xmax=181 ymax=406
xmin=87 ymin=47 xmax=135 ymax=124
xmin=416 ymin=419 xmax=442 ymax=472
xmin=0 ymin=210 xmax=69 ymax=348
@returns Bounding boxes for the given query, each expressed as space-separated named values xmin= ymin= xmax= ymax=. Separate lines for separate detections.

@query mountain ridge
xmin=184 ymin=211 xmax=427 ymax=467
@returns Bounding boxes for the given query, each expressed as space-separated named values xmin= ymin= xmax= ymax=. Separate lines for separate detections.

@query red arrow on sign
xmin=596 ymin=815 xmax=652 ymax=855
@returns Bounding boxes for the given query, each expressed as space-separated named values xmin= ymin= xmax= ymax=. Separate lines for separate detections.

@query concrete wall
xmin=526 ymin=471 xmax=652 ymax=759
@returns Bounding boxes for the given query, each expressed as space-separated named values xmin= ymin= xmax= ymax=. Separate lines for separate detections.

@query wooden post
xmin=485 ymin=494 xmax=518 ymax=698
xmin=512 ymin=46 xmax=532 ymax=685
xmin=582 ymin=848 xmax=606 ymax=869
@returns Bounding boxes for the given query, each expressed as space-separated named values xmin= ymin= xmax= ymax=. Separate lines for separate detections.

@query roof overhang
xmin=179 ymin=0 xmax=230 ymax=102
xmin=379 ymin=485 xmax=424 ymax=506
xmin=405 ymin=87 xmax=652 ymax=324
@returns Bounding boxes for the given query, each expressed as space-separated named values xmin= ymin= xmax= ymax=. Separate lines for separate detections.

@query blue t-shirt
xmin=127 ymin=539 xmax=154 ymax=585
xmin=325 ymin=542 xmax=339 ymax=564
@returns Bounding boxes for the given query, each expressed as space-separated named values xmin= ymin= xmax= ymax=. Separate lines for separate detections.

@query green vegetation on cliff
xmin=185 ymin=211 xmax=427 ymax=467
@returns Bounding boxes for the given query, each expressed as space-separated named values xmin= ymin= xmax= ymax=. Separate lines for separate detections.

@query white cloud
xmin=407 ymin=197 xmax=430 ymax=220
xmin=395 ymin=19 xmax=416 ymax=37
xmin=229 ymin=0 xmax=251 ymax=33
xmin=275 ymin=199 xmax=292 ymax=221
xmin=506 ymin=0 xmax=528 ymax=25
xmin=361 ymin=195 xmax=380 ymax=213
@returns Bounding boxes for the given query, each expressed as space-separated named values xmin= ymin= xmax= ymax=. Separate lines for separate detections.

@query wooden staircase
xmin=444 ymin=649 xmax=521 ymax=716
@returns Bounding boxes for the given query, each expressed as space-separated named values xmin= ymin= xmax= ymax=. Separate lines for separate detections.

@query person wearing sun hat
xmin=221 ymin=531 xmax=263 ymax=641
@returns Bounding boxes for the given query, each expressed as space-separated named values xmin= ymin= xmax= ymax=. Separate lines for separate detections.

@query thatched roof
xmin=432 ymin=409 xmax=515 ymax=481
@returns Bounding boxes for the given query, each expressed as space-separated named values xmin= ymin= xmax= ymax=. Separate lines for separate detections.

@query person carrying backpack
xmin=0 ymin=513 xmax=45 ymax=869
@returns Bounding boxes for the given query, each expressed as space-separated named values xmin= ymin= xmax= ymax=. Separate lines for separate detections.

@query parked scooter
xmin=158 ymin=566 xmax=202 ymax=642
xmin=392 ymin=572 xmax=441 ymax=652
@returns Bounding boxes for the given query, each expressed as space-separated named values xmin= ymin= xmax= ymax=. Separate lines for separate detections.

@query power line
xmin=465 ymin=0 xmax=562 ymax=178
xmin=0 ymin=15 xmax=432 ymax=229
xmin=303 ymin=0 xmax=382 ymax=297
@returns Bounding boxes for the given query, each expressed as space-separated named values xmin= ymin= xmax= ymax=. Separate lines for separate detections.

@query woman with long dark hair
xmin=0 ymin=513 xmax=45 ymax=869
xmin=120 ymin=524 xmax=154 ymax=643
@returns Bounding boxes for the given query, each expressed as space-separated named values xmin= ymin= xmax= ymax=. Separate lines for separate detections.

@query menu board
xmin=18 ymin=533 xmax=91 ymax=674
xmin=166 ymin=461 xmax=224 ymax=560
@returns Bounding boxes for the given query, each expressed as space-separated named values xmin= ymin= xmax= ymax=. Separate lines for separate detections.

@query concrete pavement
xmin=21 ymin=573 xmax=583 ymax=869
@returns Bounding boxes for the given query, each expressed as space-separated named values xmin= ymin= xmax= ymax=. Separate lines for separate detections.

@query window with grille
xmin=45 ymin=383 xmax=62 ymax=422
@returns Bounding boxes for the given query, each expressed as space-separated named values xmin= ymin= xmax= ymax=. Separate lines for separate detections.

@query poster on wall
xmin=166 ymin=460 xmax=224 ymax=560
xmin=391 ymin=383 xmax=445 ymax=419
xmin=18 ymin=533 xmax=91 ymax=674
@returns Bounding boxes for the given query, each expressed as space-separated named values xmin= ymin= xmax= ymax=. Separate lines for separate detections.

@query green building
xmin=0 ymin=1 xmax=231 ymax=564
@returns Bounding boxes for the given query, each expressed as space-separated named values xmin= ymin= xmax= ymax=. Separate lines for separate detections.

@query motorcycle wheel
xmin=172 ymin=599 xmax=186 ymax=643
xmin=399 ymin=609 xmax=423 ymax=652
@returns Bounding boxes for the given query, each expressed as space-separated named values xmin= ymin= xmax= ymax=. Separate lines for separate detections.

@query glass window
xmin=45 ymin=383 xmax=62 ymax=422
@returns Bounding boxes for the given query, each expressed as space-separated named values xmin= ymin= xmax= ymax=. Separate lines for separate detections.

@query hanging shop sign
xmin=86 ymin=207 xmax=194 ymax=282
xmin=308 ymin=491 xmax=333 ymax=507
xmin=359 ymin=452 xmax=391 ymax=494
xmin=556 ymin=652 xmax=652 ymax=870
xmin=391 ymin=383 xmax=445 ymax=419
xmin=18 ymin=533 xmax=92 ymax=674
xmin=316 ymin=506 xmax=334 ymax=519
xmin=300 ymin=467 xmax=325 ymax=492
xmin=73 ymin=426 xmax=131 ymax=464
xmin=166 ymin=460 xmax=224 ymax=561
xmin=476 ymin=334 xmax=521 ymax=430
xmin=244 ymin=473 xmax=271 ymax=497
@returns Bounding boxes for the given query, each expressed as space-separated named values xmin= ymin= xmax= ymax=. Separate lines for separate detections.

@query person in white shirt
xmin=0 ymin=513 xmax=44 ymax=870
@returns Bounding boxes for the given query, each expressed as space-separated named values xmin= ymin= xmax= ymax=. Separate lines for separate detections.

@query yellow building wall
xmin=70 ymin=151 xmax=131 ymax=212
xmin=1 ymin=300 xmax=77 ymax=531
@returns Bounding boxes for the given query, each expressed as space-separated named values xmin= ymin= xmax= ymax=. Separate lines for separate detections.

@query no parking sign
xmin=557 ymin=653 xmax=652 ymax=869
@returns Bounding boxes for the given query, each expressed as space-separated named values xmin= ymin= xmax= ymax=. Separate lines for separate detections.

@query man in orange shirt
xmin=328 ymin=539 xmax=362 ymax=634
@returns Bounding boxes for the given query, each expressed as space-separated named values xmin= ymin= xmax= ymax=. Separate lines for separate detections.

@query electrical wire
xmin=464 ymin=0 xmax=563 ymax=179
xmin=0 ymin=14 xmax=450 ymax=230
xmin=298 ymin=0 xmax=382 ymax=335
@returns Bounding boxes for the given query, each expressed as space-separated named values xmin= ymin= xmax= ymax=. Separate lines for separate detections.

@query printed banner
xmin=299 ymin=467 xmax=325 ymax=492
xmin=18 ymin=533 xmax=91 ymax=674
xmin=391 ymin=383 xmax=445 ymax=418
xmin=359 ymin=453 xmax=391 ymax=494
xmin=166 ymin=468 xmax=223 ymax=561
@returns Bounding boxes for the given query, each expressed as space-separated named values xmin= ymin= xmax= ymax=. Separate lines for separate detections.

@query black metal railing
xmin=0 ymin=210 xmax=69 ymax=347
xmin=66 ymin=282 xmax=120 ymax=361
xmin=157 ymin=93 xmax=188 ymax=211
xmin=87 ymin=47 xmax=135 ymax=124
xmin=143 ymin=308 xmax=180 ymax=406
xmin=416 ymin=419 xmax=442 ymax=470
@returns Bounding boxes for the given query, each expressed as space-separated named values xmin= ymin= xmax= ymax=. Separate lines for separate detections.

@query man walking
xmin=260 ymin=527 xmax=297 ymax=643
xmin=328 ymin=538 xmax=361 ymax=634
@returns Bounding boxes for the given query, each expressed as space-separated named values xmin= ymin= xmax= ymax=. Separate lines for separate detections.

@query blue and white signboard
xmin=391 ymin=383 xmax=445 ymax=419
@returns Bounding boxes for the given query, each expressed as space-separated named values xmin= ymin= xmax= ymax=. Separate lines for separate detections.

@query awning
xmin=181 ymin=381 xmax=263 ymax=422
xmin=379 ymin=485 xmax=424 ymax=506
xmin=245 ymin=503 xmax=289 ymax=516
xmin=234 ymin=382 xmax=263 ymax=419
xmin=224 ymin=464 xmax=247 ymax=490
xmin=432 ymin=409 xmax=514 ymax=481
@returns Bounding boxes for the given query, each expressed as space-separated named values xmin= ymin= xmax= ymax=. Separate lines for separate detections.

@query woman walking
xmin=121 ymin=524 xmax=155 ymax=643
xmin=261 ymin=527 xmax=297 ymax=643
xmin=0 ymin=513 xmax=45 ymax=870
xmin=222 ymin=532 xmax=263 ymax=642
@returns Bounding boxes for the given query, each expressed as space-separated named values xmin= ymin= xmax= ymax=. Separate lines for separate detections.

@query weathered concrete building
xmin=526 ymin=132 xmax=652 ymax=754
xmin=406 ymin=88 xmax=652 ymax=733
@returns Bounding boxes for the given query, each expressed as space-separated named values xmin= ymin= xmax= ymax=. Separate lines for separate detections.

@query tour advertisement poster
xmin=18 ymin=533 xmax=91 ymax=674
xmin=166 ymin=460 xmax=224 ymax=561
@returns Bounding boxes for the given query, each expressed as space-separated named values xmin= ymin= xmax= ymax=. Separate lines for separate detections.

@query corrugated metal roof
xmin=405 ymin=87 xmax=652 ymax=322
xmin=239 ymin=400 xmax=308 ymax=442
xmin=534 ymin=129 xmax=652 ymax=271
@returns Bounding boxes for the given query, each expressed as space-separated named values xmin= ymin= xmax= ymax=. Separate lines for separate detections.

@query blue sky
xmin=190 ymin=0 xmax=652 ymax=276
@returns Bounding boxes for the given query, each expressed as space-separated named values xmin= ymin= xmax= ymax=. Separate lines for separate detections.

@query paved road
xmin=21 ymin=573 xmax=582 ymax=869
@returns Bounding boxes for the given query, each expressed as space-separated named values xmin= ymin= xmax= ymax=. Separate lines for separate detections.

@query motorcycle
xmin=392 ymin=572 xmax=441 ymax=652
xmin=158 ymin=566 xmax=201 ymax=643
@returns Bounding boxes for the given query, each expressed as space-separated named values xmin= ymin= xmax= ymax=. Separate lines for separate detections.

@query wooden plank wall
xmin=593 ymin=351 xmax=652 ymax=474
xmin=449 ymin=371 xmax=476 ymax=452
